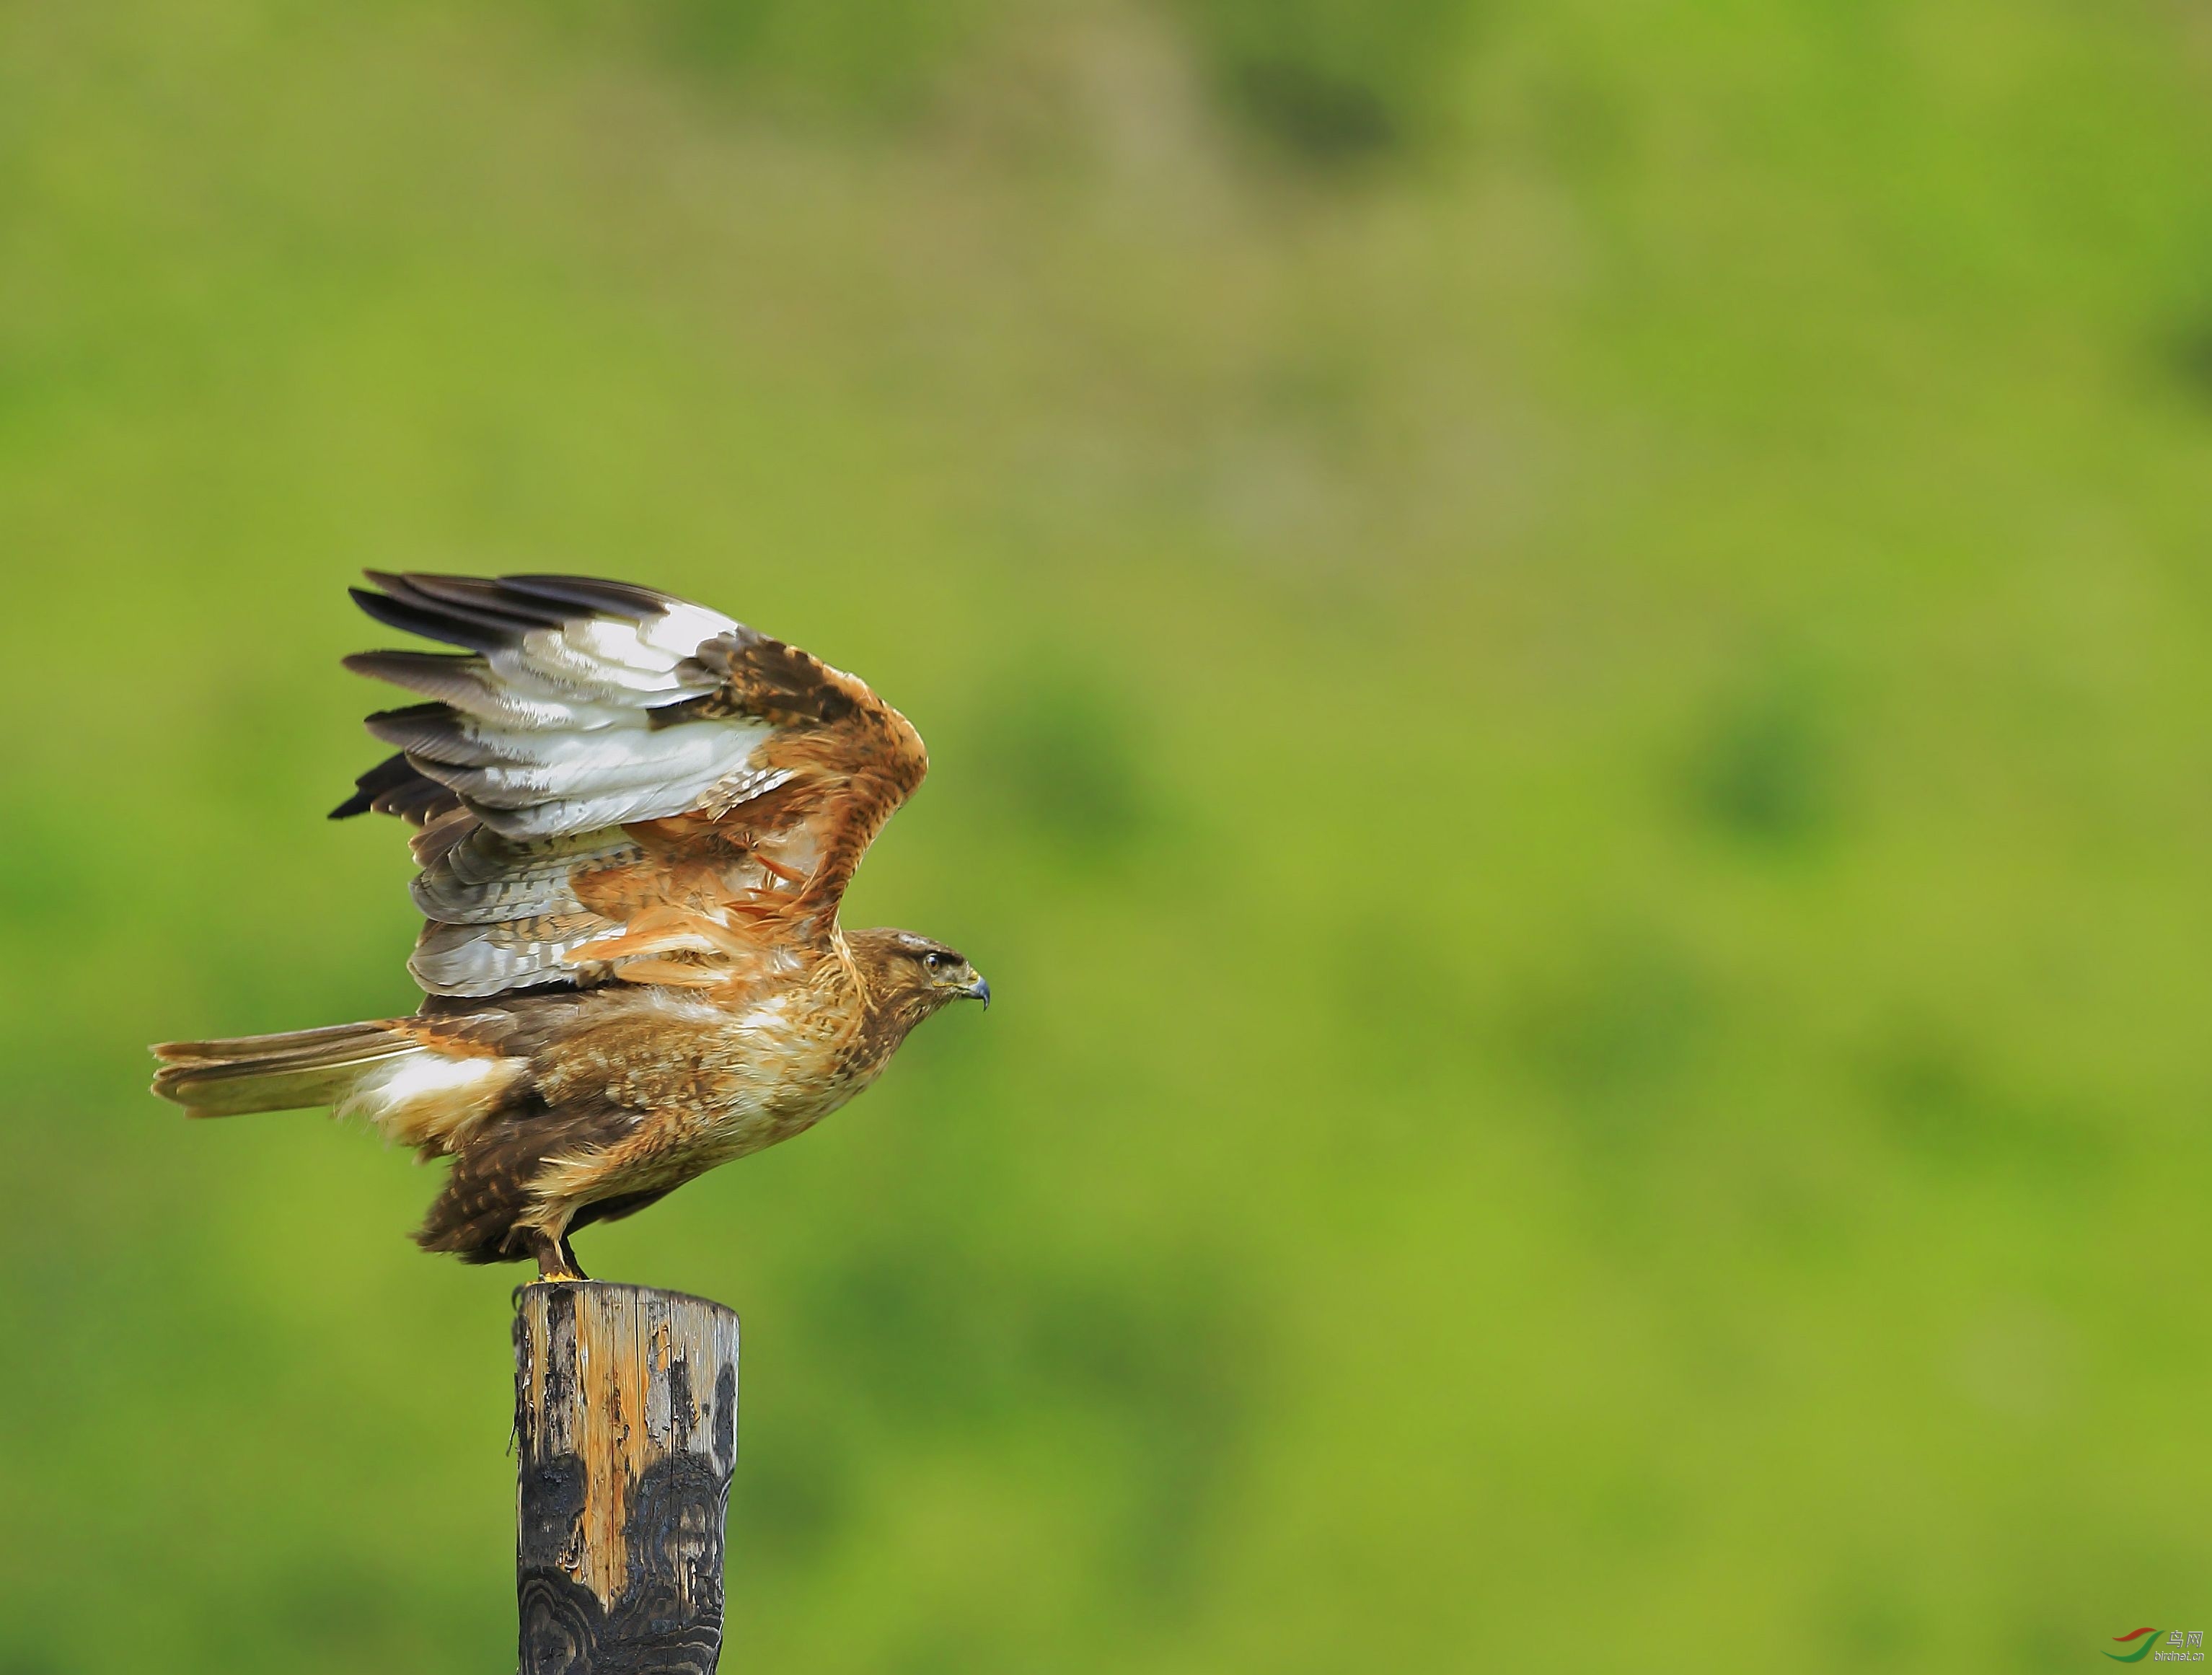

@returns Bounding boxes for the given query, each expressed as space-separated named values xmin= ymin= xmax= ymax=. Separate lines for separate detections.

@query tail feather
xmin=151 ymin=1021 xmax=414 ymax=1117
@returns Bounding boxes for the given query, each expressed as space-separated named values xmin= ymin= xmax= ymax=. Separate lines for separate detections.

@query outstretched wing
xmin=334 ymin=571 xmax=927 ymax=998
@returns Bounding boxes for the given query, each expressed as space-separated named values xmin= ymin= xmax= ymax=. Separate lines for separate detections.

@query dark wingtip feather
xmin=364 ymin=704 xmax=490 ymax=765
xmin=498 ymin=573 xmax=689 ymax=620
xmin=350 ymin=585 xmax=511 ymax=653
xmin=384 ymin=572 xmax=572 ymax=632
xmin=330 ymin=749 xmax=416 ymax=819
xmin=330 ymin=751 xmax=463 ymax=825
xmin=342 ymin=650 xmax=495 ymax=711
xmin=351 ymin=570 xmax=688 ymax=649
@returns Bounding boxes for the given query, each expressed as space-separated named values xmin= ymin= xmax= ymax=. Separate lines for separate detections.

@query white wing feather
xmin=345 ymin=574 xmax=794 ymax=993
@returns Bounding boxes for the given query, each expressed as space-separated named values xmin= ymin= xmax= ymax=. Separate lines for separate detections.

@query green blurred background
xmin=4 ymin=0 xmax=2212 ymax=1669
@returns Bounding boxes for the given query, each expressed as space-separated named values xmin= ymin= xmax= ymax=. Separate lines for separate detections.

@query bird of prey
xmin=152 ymin=573 xmax=987 ymax=1280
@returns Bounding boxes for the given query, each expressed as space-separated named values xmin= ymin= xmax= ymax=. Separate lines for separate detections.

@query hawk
xmin=152 ymin=573 xmax=988 ymax=1280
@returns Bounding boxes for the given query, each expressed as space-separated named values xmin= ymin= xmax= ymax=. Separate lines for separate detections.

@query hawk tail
xmin=150 ymin=1021 xmax=415 ymax=1117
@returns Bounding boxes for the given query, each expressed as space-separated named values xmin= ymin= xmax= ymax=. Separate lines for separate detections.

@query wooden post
xmin=514 ymin=1282 xmax=741 ymax=1675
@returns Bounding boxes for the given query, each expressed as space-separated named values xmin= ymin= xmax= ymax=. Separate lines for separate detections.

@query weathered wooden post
xmin=514 ymin=1283 xmax=741 ymax=1675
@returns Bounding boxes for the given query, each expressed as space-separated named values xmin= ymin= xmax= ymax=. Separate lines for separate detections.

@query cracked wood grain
xmin=514 ymin=1283 xmax=739 ymax=1674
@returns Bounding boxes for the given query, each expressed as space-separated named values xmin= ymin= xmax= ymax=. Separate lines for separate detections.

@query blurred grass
xmin=4 ymin=0 xmax=2212 ymax=1669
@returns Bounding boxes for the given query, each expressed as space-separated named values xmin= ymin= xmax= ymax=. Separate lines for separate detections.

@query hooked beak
xmin=966 ymin=976 xmax=991 ymax=1010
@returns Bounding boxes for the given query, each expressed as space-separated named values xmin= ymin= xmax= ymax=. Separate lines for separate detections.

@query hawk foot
xmin=524 ymin=1231 xmax=589 ymax=1283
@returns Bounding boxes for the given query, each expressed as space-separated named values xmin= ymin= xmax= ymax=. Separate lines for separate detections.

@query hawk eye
xmin=923 ymin=951 xmax=946 ymax=970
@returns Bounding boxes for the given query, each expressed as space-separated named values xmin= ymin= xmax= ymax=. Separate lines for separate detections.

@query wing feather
xmin=410 ymin=828 xmax=643 ymax=925
xmin=410 ymin=913 xmax=625 ymax=998
xmin=335 ymin=572 xmax=927 ymax=999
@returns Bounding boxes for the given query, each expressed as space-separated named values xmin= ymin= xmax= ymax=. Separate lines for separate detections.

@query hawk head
xmin=851 ymin=928 xmax=990 ymax=1038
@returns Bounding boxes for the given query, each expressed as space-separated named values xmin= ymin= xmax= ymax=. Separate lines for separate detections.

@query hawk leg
xmin=524 ymin=1227 xmax=589 ymax=1283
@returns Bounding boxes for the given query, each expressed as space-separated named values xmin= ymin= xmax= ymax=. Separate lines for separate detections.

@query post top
xmin=511 ymin=1279 xmax=741 ymax=1327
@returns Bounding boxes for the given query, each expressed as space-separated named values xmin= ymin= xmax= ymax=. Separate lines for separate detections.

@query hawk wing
xmin=332 ymin=571 xmax=927 ymax=999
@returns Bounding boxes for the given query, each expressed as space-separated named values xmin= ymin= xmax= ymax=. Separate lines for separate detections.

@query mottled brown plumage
xmin=151 ymin=573 xmax=987 ymax=1279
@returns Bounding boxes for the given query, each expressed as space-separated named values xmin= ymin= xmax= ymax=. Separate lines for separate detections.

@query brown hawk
xmin=152 ymin=573 xmax=987 ymax=1280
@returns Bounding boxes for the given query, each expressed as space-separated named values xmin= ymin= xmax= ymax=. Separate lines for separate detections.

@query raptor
xmin=152 ymin=573 xmax=987 ymax=1280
